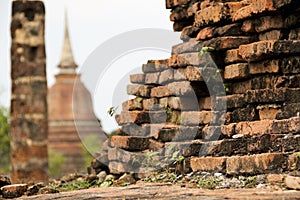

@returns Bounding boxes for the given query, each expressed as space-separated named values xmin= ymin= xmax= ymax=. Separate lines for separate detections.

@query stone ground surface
xmin=11 ymin=183 xmax=300 ymax=200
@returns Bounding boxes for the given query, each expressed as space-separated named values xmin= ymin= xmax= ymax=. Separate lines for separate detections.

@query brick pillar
xmin=10 ymin=0 xmax=48 ymax=183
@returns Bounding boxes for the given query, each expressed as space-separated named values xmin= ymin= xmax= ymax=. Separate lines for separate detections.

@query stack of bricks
xmin=103 ymin=0 xmax=300 ymax=176
xmin=10 ymin=0 xmax=48 ymax=183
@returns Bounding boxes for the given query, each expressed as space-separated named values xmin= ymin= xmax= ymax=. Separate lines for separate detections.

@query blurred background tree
xmin=0 ymin=106 xmax=10 ymax=173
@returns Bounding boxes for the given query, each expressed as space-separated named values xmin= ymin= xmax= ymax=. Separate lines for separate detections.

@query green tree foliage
xmin=81 ymin=135 xmax=103 ymax=167
xmin=0 ymin=106 xmax=10 ymax=173
xmin=48 ymin=148 xmax=65 ymax=179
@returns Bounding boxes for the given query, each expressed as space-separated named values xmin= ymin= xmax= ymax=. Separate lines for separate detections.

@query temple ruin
xmin=92 ymin=0 xmax=300 ymax=177
xmin=48 ymin=15 xmax=106 ymax=176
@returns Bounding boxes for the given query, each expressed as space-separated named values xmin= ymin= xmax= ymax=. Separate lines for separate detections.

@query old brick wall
xmin=92 ymin=0 xmax=300 ymax=176
xmin=10 ymin=0 xmax=48 ymax=183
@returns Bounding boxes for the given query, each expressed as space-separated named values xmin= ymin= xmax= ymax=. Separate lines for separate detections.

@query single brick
xmin=225 ymin=49 xmax=244 ymax=64
xmin=224 ymin=63 xmax=249 ymax=80
xmin=246 ymin=88 xmax=287 ymax=103
xmin=181 ymin=111 xmax=211 ymax=125
xmin=191 ymin=157 xmax=226 ymax=172
xmin=257 ymin=105 xmax=281 ymax=120
xmin=239 ymin=40 xmax=300 ymax=62
xmin=110 ymin=136 xmax=150 ymax=151
xmin=130 ymin=74 xmax=145 ymax=84
xmin=127 ymin=84 xmax=153 ymax=97
xmin=235 ymin=120 xmax=273 ymax=136
xmin=109 ymin=161 xmax=132 ymax=175
xmin=249 ymin=60 xmax=280 ymax=75
xmin=1 ymin=184 xmax=28 ymax=199
xmin=226 ymin=153 xmax=287 ymax=175
xmin=145 ymin=72 xmax=160 ymax=85
xmin=115 ymin=111 xmax=150 ymax=125
xmin=159 ymin=69 xmax=174 ymax=84
xmin=151 ymin=86 xmax=170 ymax=98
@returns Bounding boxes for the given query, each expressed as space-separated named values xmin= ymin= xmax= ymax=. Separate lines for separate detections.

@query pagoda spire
xmin=58 ymin=10 xmax=77 ymax=73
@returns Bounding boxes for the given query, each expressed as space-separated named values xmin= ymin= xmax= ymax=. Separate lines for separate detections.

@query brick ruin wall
xmin=94 ymin=0 xmax=300 ymax=176
xmin=91 ymin=0 xmax=300 ymax=176
xmin=10 ymin=0 xmax=48 ymax=183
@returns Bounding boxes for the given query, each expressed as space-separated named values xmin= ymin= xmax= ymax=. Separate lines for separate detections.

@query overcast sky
xmin=0 ymin=0 xmax=181 ymax=132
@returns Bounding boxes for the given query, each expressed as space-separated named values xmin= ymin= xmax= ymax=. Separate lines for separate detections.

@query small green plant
xmin=199 ymin=46 xmax=215 ymax=57
xmin=100 ymin=178 xmax=114 ymax=188
xmin=48 ymin=149 xmax=65 ymax=179
xmin=197 ymin=177 xmax=221 ymax=189
xmin=50 ymin=180 xmax=92 ymax=192
xmin=170 ymin=151 xmax=184 ymax=165
xmin=199 ymin=46 xmax=227 ymax=96
xmin=81 ymin=135 xmax=102 ymax=167
xmin=131 ymin=98 xmax=143 ymax=110
xmin=107 ymin=106 xmax=118 ymax=117
xmin=0 ymin=106 xmax=10 ymax=173
xmin=291 ymin=153 xmax=300 ymax=171
xmin=164 ymin=106 xmax=173 ymax=116
xmin=49 ymin=176 xmax=114 ymax=192
xmin=242 ymin=176 xmax=257 ymax=188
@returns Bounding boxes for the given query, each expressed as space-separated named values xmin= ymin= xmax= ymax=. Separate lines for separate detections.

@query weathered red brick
xmin=142 ymin=98 xmax=158 ymax=111
xmin=149 ymin=139 xmax=165 ymax=151
xmin=168 ymin=81 xmax=195 ymax=96
xmin=289 ymin=28 xmax=300 ymax=40
xmin=225 ymin=49 xmax=244 ymax=64
xmin=168 ymin=53 xmax=205 ymax=67
xmin=122 ymin=98 xmax=143 ymax=111
xmin=229 ymin=106 xmax=258 ymax=123
xmin=203 ymin=36 xmax=255 ymax=51
xmin=246 ymin=88 xmax=287 ymax=103
xmin=191 ymin=157 xmax=226 ymax=172
xmin=226 ymin=153 xmax=287 ymax=175
xmin=276 ymin=103 xmax=300 ymax=119
xmin=108 ymin=147 xmax=140 ymax=163
xmin=172 ymin=40 xmax=201 ymax=55
xmin=168 ymin=96 xmax=199 ymax=111
xmin=280 ymin=56 xmax=300 ymax=74
xmin=145 ymin=72 xmax=160 ymax=85
xmin=199 ymin=97 xmax=212 ymax=110
xmin=166 ymin=0 xmax=191 ymax=9
xmin=185 ymin=66 xmax=203 ymax=81
xmin=233 ymin=0 xmax=295 ymax=21
xmin=235 ymin=120 xmax=273 ymax=136
xmin=266 ymin=174 xmax=284 ymax=184
xmin=239 ymin=40 xmax=300 ymax=62
xmin=130 ymin=74 xmax=145 ymax=84
xmin=170 ymin=7 xmax=189 ymax=21
xmin=195 ymin=2 xmax=245 ymax=28
xmin=257 ymin=105 xmax=281 ymax=120
xmin=259 ymin=30 xmax=283 ymax=41
xmin=121 ymin=123 xmax=150 ymax=137
xmin=224 ymin=63 xmax=249 ymax=80
xmin=116 ymin=111 xmax=150 ymax=125
xmin=1 ymin=184 xmax=28 ymax=199
xmin=196 ymin=27 xmax=213 ymax=40
xmin=142 ymin=59 xmax=169 ymax=73
xmin=221 ymin=123 xmax=236 ymax=137
xmin=215 ymin=94 xmax=246 ymax=110
xmin=151 ymin=86 xmax=170 ymax=98
xmin=110 ymin=136 xmax=150 ymax=151
xmin=180 ymin=25 xmax=200 ymax=41
xmin=181 ymin=111 xmax=211 ymax=125
xmin=109 ymin=161 xmax=132 ymax=174
xmin=159 ymin=69 xmax=174 ymax=84
xmin=249 ymin=59 xmax=280 ymax=75
xmin=127 ymin=85 xmax=153 ymax=97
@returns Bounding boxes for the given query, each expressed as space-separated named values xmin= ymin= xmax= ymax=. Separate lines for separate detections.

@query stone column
xmin=10 ymin=0 xmax=48 ymax=183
